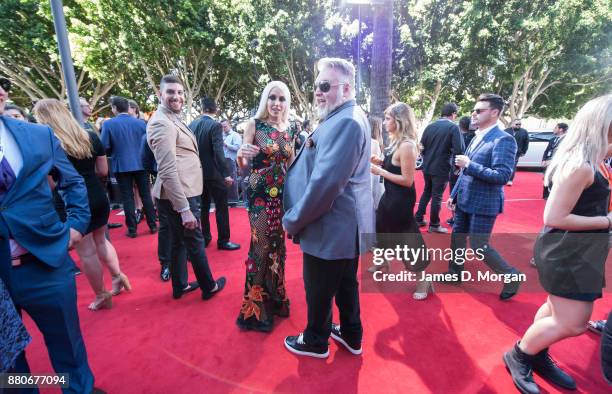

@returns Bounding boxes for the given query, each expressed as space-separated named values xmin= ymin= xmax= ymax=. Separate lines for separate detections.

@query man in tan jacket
xmin=147 ymin=74 xmax=226 ymax=300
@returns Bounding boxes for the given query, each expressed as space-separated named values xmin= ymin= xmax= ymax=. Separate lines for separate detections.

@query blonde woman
xmin=504 ymin=95 xmax=612 ymax=394
xmin=34 ymin=99 xmax=131 ymax=311
xmin=370 ymin=102 xmax=432 ymax=300
xmin=369 ymin=116 xmax=385 ymax=209
xmin=235 ymin=81 xmax=294 ymax=332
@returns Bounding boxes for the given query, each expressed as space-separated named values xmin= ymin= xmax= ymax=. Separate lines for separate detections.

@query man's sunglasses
xmin=472 ymin=108 xmax=490 ymax=114
xmin=0 ymin=78 xmax=11 ymax=92
xmin=315 ymin=81 xmax=346 ymax=93
xmin=268 ymin=94 xmax=286 ymax=102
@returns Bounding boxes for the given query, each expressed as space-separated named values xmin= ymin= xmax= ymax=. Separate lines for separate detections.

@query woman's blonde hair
xmin=33 ymin=99 xmax=93 ymax=160
xmin=369 ymin=115 xmax=384 ymax=150
xmin=254 ymin=81 xmax=291 ymax=127
xmin=545 ymin=94 xmax=612 ymax=186
xmin=384 ymin=102 xmax=419 ymax=154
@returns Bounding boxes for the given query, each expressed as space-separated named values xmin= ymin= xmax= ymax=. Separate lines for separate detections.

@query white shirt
xmin=0 ymin=118 xmax=27 ymax=258
xmin=466 ymin=123 xmax=497 ymax=155
xmin=223 ymin=130 xmax=242 ymax=160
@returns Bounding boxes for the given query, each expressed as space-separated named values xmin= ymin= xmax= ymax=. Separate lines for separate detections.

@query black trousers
xmin=9 ymin=256 xmax=94 ymax=394
xmin=602 ymin=310 xmax=612 ymax=383
xmin=415 ymin=173 xmax=448 ymax=227
xmin=201 ymin=178 xmax=230 ymax=245
xmin=156 ymin=198 xmax=171 ymax=267
xmin=510 ymin=156 xmax=520 ymax=181
xmin=225 ymin=158 xmax=239 ymax=203
xmin=303 ymin=253 xmax=362 ymax=347
xmin=155 ymin=199 xmax=187 ymax=284
xmin=115 ymin=170 xmax=157 ymax=233
xmin=157 ymin=197 xmax=215 ymax=293
xmin=449 ymin=170 xmax=460 ymax=196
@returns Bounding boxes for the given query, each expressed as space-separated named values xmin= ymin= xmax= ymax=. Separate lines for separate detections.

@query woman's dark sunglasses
xmin=268 ymin=94 xmax=286 ymax=102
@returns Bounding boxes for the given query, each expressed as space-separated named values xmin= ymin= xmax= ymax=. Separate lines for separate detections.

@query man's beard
xmin=317 ymin=96 xmax=345 ymax=121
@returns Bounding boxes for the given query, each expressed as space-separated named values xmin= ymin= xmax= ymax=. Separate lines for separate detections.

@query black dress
xmin=67 ymin=132 xmax=110 ymax=234
xmin=535 ymin=169 xmax=610 ymax=301
xmin=376 ymin=149 xmax=429 ymax=271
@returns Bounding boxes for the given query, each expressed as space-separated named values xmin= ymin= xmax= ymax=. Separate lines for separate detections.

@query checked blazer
xmin=450 ymin=125 xmax=517 ymax=216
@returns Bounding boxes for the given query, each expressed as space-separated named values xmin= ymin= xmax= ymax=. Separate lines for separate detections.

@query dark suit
xmin=0 ymin=116 xmax=94 ymax=393
xmin=189 ymin=115 xmax=231 ymax=246
xmin=449 ymin=125 xmax=518 ymax=275
xmin=505 ymin=127 xmax=529 ymax=181
xmin=140 ymin=132 xmax=157 ymax=175
xmin=541 ymin=135 xmax=564 ymax=198
xmin=416 ymin=118 xmax=464 ymax=227
xmin=542 ymin=135 xmax=562 ymax=162
xmin=101 ymin=113 xmax=157 ymax=233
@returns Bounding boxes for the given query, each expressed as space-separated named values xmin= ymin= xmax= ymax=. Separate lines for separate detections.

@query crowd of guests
xmin=0 ymin=55 xmax=611 ymax=394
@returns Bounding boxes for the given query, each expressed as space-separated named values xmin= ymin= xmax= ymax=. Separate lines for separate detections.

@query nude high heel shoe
xmin=367 ymin=260 xmax=391 ymax=273
xmin=111 ymin=272 xmax=132 ymax=296
xmin=89 ymin=291 xmax=113 ymax=311
xmin=413 ymin=280 xmax=434 ymax=301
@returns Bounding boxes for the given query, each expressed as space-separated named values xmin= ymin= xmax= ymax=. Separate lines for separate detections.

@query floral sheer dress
xmin=237 ymin=120 xmax=293 ymax=331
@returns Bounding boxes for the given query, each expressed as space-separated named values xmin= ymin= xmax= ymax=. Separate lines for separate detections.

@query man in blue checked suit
xmin=445 ymin=93 xmax=523 ymax=300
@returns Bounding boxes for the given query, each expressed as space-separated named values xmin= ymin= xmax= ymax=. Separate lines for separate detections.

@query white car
xmin=517 ymin=130 xmax=555 ymax=169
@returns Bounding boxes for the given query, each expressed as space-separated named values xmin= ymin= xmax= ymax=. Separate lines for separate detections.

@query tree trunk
xmin=418 ymin=80 xmax=442 ymax=131
xmin=369 ymin=0 xmax=394 ymax=143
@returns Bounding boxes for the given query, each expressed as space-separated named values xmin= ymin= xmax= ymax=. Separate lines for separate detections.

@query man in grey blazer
xmin=282 ymin=58 xmax=374 ymax=358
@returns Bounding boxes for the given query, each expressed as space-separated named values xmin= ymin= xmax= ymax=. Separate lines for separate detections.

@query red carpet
xmin=23 ymin=171 xmax=611 ymax=393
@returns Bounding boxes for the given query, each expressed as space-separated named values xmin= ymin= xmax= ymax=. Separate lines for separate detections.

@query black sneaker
xmin=416 ymin=220 xmax=427 ymax=227
xmin=330 ymin=323 xmax=362 ymax=355
xmin=532 ymin=349 xmax=576 ymax=390
xmin=284 ymin=333 xmax=329 ymax=359
xmin=503 ymin=342 xmax=540 ymax=394
xmin=588 ymin=319 xmax=606 ymax=334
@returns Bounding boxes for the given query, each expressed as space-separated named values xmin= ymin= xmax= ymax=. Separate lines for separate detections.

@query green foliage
xmin=1 ymin=0 xmax=609 ymax=120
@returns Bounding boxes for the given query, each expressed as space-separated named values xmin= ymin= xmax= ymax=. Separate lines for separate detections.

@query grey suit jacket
xmin=282 ymin=100 xmax=374 ymax=260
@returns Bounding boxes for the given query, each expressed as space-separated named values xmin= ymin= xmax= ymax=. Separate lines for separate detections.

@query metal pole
xmin=50 ymin=0 xmax=83 ymax=124
xmin=356 ymin=5 xmax=362 ymax=103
